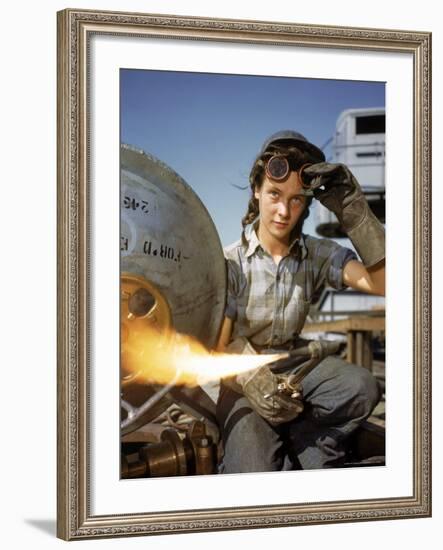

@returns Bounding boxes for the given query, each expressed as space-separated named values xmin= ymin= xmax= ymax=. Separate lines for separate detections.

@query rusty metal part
xmin=140 ymin=429 xmax=188 ymax=477
xmin=121 ymin=421 xmax=216 ymax=478
xmin=121 ymin=454 xmax=148 ymax=478
xmin=194 ymin=437 xmax=215 ymax=475
xmin=187 ymin=421 xmax=215 ymax=475
xmin=121 ymin=429 xmax=189 ymax=478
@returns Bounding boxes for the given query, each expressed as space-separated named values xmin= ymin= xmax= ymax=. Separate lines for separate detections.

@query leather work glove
xmin=303 ymin=162 xmax=385 ymax=267
xmin=236 ymin=366 xmax=304 ymax=426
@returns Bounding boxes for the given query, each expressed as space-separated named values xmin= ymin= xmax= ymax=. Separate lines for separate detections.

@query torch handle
xmin=269 ymin=339 xmax=343 ymax=385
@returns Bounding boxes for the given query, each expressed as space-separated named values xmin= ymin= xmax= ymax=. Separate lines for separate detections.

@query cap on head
xmin=259 ymin=130 xmax=325 ymax=163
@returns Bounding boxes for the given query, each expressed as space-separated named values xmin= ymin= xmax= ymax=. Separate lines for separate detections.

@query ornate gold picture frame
xmin=57 ymin=8 xmax=431 ymax=540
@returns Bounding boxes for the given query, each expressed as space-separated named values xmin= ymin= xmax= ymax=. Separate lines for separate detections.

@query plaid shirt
xmin=224 ymin=222 xmax=357 ymax=348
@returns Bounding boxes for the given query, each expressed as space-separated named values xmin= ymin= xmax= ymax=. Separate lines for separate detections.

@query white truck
xmin=315 ymin=107 xmax=385 ymax=238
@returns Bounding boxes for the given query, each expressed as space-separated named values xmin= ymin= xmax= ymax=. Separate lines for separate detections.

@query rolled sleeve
xmin=312 ymin=238 xmax=357 ymax=292
xmin=326 ymin=246 xmax=358 ymax=290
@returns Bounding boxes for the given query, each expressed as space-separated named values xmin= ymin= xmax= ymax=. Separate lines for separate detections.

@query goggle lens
xmin=266 ymin=155 xmax=289 ymax=181
xmin=265 ymin=155 xmax=313 ymax=190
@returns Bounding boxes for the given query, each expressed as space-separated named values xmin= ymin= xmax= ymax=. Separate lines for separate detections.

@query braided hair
xmin=241 ymin=143 xmax=315 ymax=235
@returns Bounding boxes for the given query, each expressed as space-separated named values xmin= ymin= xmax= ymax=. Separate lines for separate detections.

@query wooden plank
xmin=347 ymin=332 xmax=356 ymax=363
xmin=303 ymin=316 xmax=385 ymax=333
xmin=355 ymin=331 xmax=364 ymax=366
xmin=362 ymin=331 xmax=373 ymax=369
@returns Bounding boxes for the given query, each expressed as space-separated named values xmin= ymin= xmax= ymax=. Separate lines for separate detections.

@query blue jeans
xmin=216 ymin=355 xmax=381 ymax=473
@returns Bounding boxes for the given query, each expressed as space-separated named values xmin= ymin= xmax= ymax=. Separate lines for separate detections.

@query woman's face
xmin=254 ymin=169 xmax=307 ymax=245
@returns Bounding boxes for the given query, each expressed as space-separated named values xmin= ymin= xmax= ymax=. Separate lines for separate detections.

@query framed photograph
xmin=57 ymin=8 xmax=431 ymax=540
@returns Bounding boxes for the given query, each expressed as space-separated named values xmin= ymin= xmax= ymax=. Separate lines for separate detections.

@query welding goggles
xmin=265 ymin=154 xmax=314 ymax=193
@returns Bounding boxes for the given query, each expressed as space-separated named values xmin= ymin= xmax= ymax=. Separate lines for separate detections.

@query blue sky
xmin=121 ymin=69 xmax=385 ymax=245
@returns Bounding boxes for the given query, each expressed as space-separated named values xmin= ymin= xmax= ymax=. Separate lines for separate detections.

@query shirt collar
xmin=243 ymin=221 xmax=308 ymax=260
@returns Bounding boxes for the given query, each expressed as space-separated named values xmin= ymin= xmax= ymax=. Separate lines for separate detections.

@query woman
xmin=215 ymin=130 xmax=385 ymax=473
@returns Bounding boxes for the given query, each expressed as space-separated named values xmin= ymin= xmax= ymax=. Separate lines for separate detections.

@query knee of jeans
xmin=222 ymin=448 xmax=282 ymax=473
xmin=222 ymin=411 xmax=283 ymax=472
xmin=312 ymin=365 xmax=381 ymax=422
xmin=343 ymin=366 xmax=381 ymax=418
xmin=358 ymin=367 xmax=380 ymax=407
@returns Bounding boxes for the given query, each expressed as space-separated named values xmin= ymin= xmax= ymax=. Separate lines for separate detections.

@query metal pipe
xmin=121 ymin=369 xmax=182 ymax=431
xmin=121 ymin=399 xmax=136 ymax=416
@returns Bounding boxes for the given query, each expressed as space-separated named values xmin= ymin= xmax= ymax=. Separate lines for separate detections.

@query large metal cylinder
xmin=120 ymin=145 xmax=226 ymax=434
xmin=121 ymin=144 xmax=226 ymax=348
